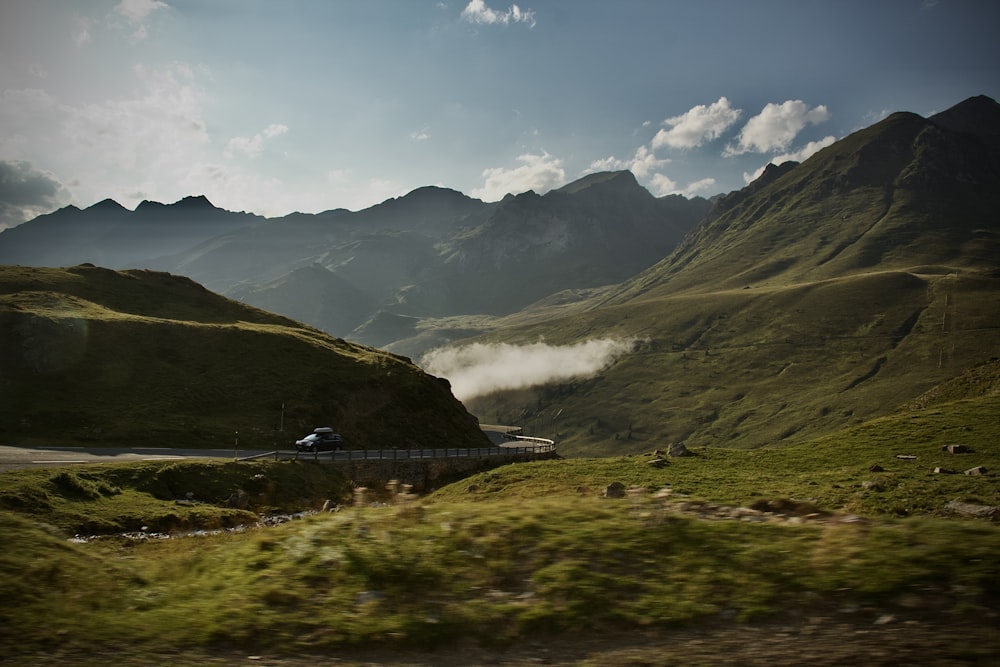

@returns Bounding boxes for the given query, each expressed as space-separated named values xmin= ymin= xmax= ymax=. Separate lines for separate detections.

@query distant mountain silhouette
xmin=0 ymin=173 xmax=709 ymax=352
xmin=0 ymin=195 xmax=262 ymax=269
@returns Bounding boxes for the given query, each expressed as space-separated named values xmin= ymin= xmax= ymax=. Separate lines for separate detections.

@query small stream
xmin=68 ymin=509 xmax=320 ymax=543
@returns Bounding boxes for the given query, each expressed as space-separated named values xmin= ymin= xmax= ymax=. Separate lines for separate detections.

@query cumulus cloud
xmin=771 ymin=135 xmax=837 ymax=165
xmin=471 ymin=152 xmax=565 ymax=201
xmin=652 ymin=97 xmax=743 ymax=150
xmin=225 ymin=123 xmax=289 ymax=158
xmin=421 ymin=338 xmax=637 ymax=401
xmin=742 ymin=135 xmax=838 ymax=184
xmin=588 ymin=145 xmax=668 ymax=179
xmin=727 ymin=100 xmax=830 ymax=155
xmin=646 ymin=173 xmax=716 ymax=198
xmin=0 ymin=160 xmax=70 ymax=230
xmin=111 ymin=0 xmax=169 ymax=42
xmin=114 ymin=0 xmax=169 ymax=24
xmin=461 ymin=0 xmax=536 ymax=28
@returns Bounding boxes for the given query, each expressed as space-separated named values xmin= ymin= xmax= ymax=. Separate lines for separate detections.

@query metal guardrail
xmin=237 ymin=440 xmax=555 ymax=463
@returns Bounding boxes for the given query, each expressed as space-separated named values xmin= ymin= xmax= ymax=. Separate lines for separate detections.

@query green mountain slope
xmin=0 ymin=264 xmax=487 ymax=449
xmin=465 ymin=96 xmax=1000 ymax=456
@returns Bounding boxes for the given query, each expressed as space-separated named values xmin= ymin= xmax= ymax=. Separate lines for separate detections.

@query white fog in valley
xmin=421 ymin=338 xmax=638 ymax=401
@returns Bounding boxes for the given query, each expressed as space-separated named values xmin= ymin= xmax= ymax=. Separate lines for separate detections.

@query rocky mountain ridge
xmin=0 ymin=171 xmax=710 ymax=353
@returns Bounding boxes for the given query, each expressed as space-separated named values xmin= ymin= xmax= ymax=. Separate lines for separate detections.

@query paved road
xmin=0 ymin=445 xmax=263 ymax=472
xmin=0 ymin=439 xmax=555 ymax=472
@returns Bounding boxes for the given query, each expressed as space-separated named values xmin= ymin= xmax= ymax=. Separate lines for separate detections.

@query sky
xmin=1 ymin=0 xmax=998 ymax=230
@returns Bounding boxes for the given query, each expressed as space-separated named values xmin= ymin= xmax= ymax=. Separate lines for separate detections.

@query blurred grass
xmin=1 ymin=390 xmax=998 ymax=659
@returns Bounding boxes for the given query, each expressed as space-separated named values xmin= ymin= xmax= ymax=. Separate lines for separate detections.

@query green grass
xmin=0 ymin=392 xmax=998 ymax=660
xmin=2 ymin=494 xmax=998 ymax=659
xmin=467 ymin=270 xmax=1000 ymax=456
xmin=0 ymin=459 xmax=354 ymax=535
xmin=0 ymin=265 xmax=489 ymax=451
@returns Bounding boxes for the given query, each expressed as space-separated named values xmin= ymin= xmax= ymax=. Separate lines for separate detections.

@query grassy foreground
xmin=0 ymin=394 xmax=998 ymax=664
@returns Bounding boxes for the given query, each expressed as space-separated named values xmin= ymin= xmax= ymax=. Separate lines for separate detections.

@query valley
xmin=1 ymin=95 xmax=999 ymax=665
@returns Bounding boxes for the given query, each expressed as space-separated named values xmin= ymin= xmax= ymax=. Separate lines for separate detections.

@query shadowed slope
xmin=0 ymin=265 xmax=487 ymax=450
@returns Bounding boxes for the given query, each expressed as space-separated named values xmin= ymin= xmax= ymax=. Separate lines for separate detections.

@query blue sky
xmin=1 ymin=0 xmax=998 ymax=229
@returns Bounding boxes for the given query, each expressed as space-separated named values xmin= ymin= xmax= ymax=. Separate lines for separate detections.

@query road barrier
xmin=237 ymin=441 xmax=555 ymax=463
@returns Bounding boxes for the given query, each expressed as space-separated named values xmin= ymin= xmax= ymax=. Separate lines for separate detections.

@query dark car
xmin=295 ymin=427 xmax=344 ymax=452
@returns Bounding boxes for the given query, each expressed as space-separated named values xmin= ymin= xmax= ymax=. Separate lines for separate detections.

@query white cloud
xmin=652 ymin=97 xmax=743 ymax=150
xmin=741 ymin=135 xmax=837 ymax=184
xmin=680 ymin=177 xmax=717 ymax=197
xmin=225 ymin=123 xmax=289 ymax=159
xmin=421 ymin=338 xmax=637 ymax=401
xmin=62 ymin=64 xmax=209 ymax=172
xmin=461 ymin=0 xmax=537 ymax=28
xmin=472 ymin=152 xmax=565 ymax=201
xmin=772 ymin=135 xmax=837 ymax=165
xmin=410 ymin=127 xmax=431 ymax=141
xmin=647 ymin=173 xmax=679 ymax=196
xmin=727 ymin=100 xmax=830 ymax=155
xmin=588 ymin=145 xmax=668 ymax=179
xmin=72 ymin=15 xmax=92 ymax=47
xmin=110 ymin=0 xmax=169 ymax=42
xmin=114 ymin=0 xmax=169 ymax=24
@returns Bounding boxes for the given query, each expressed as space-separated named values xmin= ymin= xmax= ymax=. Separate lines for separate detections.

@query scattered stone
xmin=862 ymin=480 xmax=884 ymax=491
xmin=869 ymin=464 xmax=885 ymax=472
xmin=604 ymin=482 xmax=626 ymax=498
xmin=652 ymin=486 xmax=673 ymax=499
xmin=965 ymin=466 xmax=988 ymax=476
xmin=944 ymin=499 xmax=999 ymax=521
xmin=933 ymin=467 xmax=956 ymax=475
xmin=646 ymin=458 xmax=667 ymax=469
xmin=943 ymin=444 xmax=972 ymax=454
xmin=228 ymin=489 xmax=250 ymax=509
xmin=667 ymin=442 xmax=691 ymax=457
xmin=874 ymin=614 xmax=896 ymax=626
xmin=895 ymin=455 xmax=917 ymax=460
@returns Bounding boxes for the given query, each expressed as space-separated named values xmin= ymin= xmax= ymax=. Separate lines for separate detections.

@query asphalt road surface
xmin=0 ymin=445 xmax=259 ymax=472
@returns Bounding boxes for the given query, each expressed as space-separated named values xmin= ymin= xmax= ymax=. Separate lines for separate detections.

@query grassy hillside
xmin=464 ymin=102 xmax=1000 ymax=457
xmin=467 ymin=269 xmax=1000 ymax=456
xmin=0 ymin=383 xmax=997 ymax=664
xmin=0 ymin=265 xmax=488 ymax=450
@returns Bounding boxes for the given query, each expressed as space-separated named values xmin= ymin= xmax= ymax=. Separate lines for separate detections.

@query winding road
xmin=0 ymin=435 xmax=555 ymax=472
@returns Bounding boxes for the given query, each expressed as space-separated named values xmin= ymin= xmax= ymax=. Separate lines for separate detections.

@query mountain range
xmin=0 ymin=171 xmax=710 ymax=355
xmin=2 ymin=95 xmax=999 ymax=456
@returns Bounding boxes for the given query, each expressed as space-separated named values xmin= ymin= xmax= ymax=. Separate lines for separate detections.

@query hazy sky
xmin=1 ymin=0 xmax=998 ymax=229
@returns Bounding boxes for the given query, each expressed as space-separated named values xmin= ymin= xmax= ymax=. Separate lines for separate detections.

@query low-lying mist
xmin=420 ymin=338 xmax=638 ymax=401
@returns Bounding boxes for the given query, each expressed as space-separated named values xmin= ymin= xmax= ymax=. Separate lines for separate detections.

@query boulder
xmin=603 ymin=482 xmax=626 ymax=498
xmin=666 ymin=442 xmax=691 ymax=457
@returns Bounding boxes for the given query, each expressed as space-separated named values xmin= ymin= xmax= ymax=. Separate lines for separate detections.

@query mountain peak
xmin=556 ymin=170 xmax=643 ymax=196
xmin=174 ymin=195 xmax=216 ymax=209
xmin=86 ymin=198 xmax=127 ymax=212
xmin=929 ymin=95 xmax=1000 ymax=142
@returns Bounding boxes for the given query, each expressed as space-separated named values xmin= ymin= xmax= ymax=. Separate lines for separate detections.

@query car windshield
xmin=301 ymin=434 xmax=319 ymax=441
